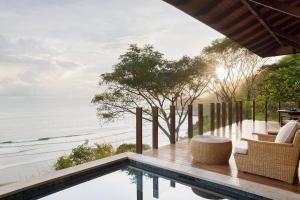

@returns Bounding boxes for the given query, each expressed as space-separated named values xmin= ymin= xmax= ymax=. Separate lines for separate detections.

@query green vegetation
xmin=92 ymin=44 xmax=210 ymax=142
xmin=255 ymin=54 xmax=300 ymax=102
xmin=54 ymin=143 xmax=150 ymax=170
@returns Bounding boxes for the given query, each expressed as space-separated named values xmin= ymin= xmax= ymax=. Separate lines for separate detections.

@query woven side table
xmin=191 ymin=135 xmax=232 ymax=164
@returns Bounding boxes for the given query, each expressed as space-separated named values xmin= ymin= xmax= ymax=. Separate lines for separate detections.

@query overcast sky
xmin=0 ymin=0 xmax=224 ymax=97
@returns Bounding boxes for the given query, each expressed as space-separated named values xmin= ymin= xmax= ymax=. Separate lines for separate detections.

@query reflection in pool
xmin=39 ymin=166 xmax=227 ymax=200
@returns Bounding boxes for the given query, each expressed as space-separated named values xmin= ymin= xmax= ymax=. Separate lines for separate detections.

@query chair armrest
xmin=240 ymin=138 xmax=298 ymax=161
xmin=252 ymin=133 xmax=276 ymax=142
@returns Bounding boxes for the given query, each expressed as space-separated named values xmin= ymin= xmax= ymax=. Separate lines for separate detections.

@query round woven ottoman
xmin=191 ymin=135 xmax=232 ymax=164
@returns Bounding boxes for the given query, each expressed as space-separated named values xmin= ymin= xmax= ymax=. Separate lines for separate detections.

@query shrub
xmin=115 ymin=143 xmax=150 ymax=154
xmin=54 ymin=143 xmax=151 ymax=170
xmin=54 ymin=156 xmax=74 ymax=170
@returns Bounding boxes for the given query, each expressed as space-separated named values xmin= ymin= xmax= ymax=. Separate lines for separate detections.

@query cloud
xmin=0 ymin=0 xmax=223 ymax=97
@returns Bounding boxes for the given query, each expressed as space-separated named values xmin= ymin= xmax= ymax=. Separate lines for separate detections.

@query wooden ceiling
xmin=163 ymin=0 xmax=300 ymax=57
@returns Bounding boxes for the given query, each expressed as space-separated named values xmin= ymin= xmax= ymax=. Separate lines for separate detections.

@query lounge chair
xmin=234 ymin=121 xmax=300 ymax=183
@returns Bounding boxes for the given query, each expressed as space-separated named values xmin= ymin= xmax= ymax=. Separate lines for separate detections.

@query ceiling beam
xmin=273 ymin=27 xmax=300 ymax=46
xmin=277 ymin=36 xmax=300 ymax=51
xmin=248 ymin=0 xmax=300 ymax=19
xmin=240 ymin=0 xmax=284 ymax=46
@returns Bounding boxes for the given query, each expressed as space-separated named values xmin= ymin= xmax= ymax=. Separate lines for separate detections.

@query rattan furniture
xmin=234 ymin=130 xmax=300 ymax=184
xmin=191 ymin=135 xmax=232 ymax=164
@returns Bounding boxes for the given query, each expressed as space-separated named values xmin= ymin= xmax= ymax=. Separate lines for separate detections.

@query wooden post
xmin=152 ymin=107 xmax=158 ymax=149
xmin=170 ymin=105 xmax=176 ymax=144
xmin=278 ymin=101 xmax=281 ymax=125
xmin=298 ymin=101 xmax=300 ymax=109
xmin=210 ymin=103 xmax=215 ymax=132
xmin=228 ymin=102 xmax=232 ymax=125
xmin=239 ymin=101 xmax=243 ymax=122
xmin=235 ymin=101 xmax=239 ymax=123
xmin=216 ymin=103 xmax=221 ymax=128
xmin=265 ymin=100 xmax=268 ymax=122
xmin=136 ymin=107 xmax=143 ymax=154
xmin=252 ymin=100 xmax=256 ymax=121
xmin=188 ymin=104 xmax=193 ymax=138
xmin=222 ymin=102 xmax=227 ymax=127
xmin=198 ymin=104 xmax=203 ymax=135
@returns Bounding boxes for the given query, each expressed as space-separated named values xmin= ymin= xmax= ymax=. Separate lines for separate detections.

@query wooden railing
xmin=135 ymin=100 xmax=300 ymax=153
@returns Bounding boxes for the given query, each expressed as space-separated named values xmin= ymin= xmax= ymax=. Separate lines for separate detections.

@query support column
xmin=136 ymin=107 xmax=142 ymax=154
xmin=152 ymin=107 xmax=158 ymax=149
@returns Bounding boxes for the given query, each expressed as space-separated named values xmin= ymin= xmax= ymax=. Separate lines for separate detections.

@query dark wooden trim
xmin=210 ymin=103 xmax=215 ymax=132
xmin=241 ymin=0 xmax=284 ymax=46
xmin=170 ymin=105 xmax=176 ymax=144
xmin=252 ymin=100 xmax=256 ymax=121
xmin=222 ymin=102 xmax=227 ymax=127
xmin=188 ymin=104 xmax=193 ymax=138
xmin=216 ymin=103 xmax=221 ymax=128
xmin=152 ymin=107 xmax=158 ymax=149
xmin=136 ymin=107 xmax=143 ymax=154
xmin=228 ymin=102 xmax=233 ymax=125
xmin=198 ymin=104 xmax=203 ymax=135
xmin=249 ymin=0 xmax=300 ymax=19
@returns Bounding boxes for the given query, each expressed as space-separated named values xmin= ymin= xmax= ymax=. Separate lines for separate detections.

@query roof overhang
xmin=163 ymin=0 xmax=300 ymax=57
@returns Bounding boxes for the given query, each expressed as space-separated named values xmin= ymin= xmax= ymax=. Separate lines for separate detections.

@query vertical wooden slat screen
xmin=136 ymin=107 xmax=143 ymax=154
xmin=170 ymin=105 xmax=176 ymax=144
xmin=210 ymin=103 xmax=215 ymax=132
xmin=222 ymin=102 xmax=227 ymax=127
xmin=216 ymin=103 xmax=221 ymax=128
xmin=152 ymin=107 xmax=158 ymax=149
xmin=188 ymin=104 xmax=193 ymax=138
xmin=198 ymin=104 xmax=203 ymax=135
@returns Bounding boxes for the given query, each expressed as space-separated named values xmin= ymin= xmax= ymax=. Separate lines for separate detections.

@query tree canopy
xmin=255 ymin=54 xmax=300 ymax=102
xmin=93 ymin=44 xmax=210 ymax=142
xmin=202 ymin=38 xmax=266 ymax=101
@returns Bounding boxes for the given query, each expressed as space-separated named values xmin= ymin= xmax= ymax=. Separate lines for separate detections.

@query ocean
xmin=0 ymin=96 xmax=174 ymax=185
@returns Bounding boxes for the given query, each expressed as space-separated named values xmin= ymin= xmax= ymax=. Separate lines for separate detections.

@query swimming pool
xmin=1 ymin=158 xmax=270 ymax=200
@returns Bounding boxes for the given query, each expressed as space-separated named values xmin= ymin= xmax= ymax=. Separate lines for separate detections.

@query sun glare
xmin=216 ymin=66 xmax=226 ymax=80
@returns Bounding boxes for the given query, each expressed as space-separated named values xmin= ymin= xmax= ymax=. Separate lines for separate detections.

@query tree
xmin=201 ymin=38 xmax=266 ymax=101
xmin=92 ymin=44 xmax=210 ymax=142
xmin=255 ymin=54 xmax=300 ymax=102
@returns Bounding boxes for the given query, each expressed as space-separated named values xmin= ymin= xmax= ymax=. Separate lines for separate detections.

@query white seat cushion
xmin=234 ymin=141 xmax=248 ymax=155
xmin=275 ymin=120 xmax=300 ymax=143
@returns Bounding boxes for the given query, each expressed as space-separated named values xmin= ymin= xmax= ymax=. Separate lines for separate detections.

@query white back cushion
xmin=234 ymin=141 xmax=248 ymax=155
xmin=275 ymin=120 xmax=300 ymax=143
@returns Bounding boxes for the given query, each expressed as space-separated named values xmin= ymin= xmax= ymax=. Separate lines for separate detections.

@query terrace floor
xmin=143 ymin=120 xmax=300 ymax=195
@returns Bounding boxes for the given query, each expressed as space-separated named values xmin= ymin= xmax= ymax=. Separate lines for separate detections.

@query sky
xmin=0 ymin=0 xmax=224 ymax=97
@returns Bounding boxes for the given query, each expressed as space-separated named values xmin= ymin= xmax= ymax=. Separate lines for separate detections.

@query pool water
xmin=39 ymin=166 xmax=228 ymax=200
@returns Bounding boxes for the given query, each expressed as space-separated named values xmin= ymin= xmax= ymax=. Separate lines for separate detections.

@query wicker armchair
xmin=234 ymin=130 xmax=300 ymax=183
